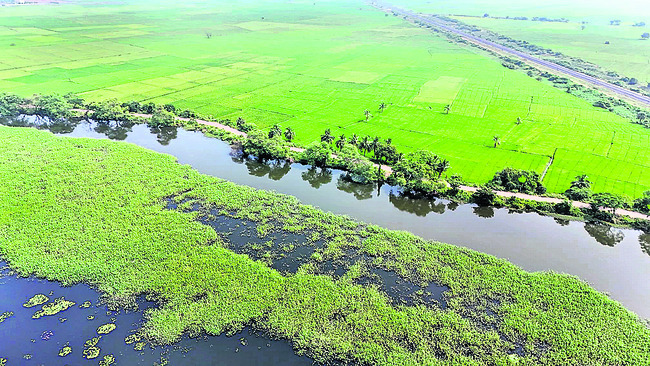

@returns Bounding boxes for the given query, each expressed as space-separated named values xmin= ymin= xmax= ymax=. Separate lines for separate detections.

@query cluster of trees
xmin=241 ymin=130 xmax=289 ymax=161
xmin=300 ymin=141 xmax=380 ymax=184
xmin=0 ymin=92 xmax=84 ymax=120
xmin=268 ymin=124 xmax=295 ymax=142
xmin=488 ymin=168 xmax=546 ymax=195
xmin=388 ymin=151 xmax=451 ymax=194
xmin=319 ymin=129 xmax=401 ymax=164
xmin=565 ymin=174 xmax=650 ymax=215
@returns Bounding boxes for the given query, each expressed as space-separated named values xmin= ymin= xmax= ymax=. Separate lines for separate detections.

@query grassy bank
xmin=0 ymin=126 xmax=649 ymax=364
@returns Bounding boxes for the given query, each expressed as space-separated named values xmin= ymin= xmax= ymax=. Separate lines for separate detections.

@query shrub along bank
xmin=0 ymin=126 xmax=649 ymax=365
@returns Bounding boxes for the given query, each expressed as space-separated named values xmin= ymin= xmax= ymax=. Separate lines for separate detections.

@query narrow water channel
xmin=1 ymin=117 xmax=649 ymax=321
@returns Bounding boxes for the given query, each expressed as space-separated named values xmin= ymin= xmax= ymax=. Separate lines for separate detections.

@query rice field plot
xmin=0 ymin=0 xmax=649 ymax=196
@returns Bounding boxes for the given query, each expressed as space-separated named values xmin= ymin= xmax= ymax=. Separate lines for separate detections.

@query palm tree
xmin=284 ymin=127 xmax=295 ymax=142
xmin=236 ymin=117 xmax=245 ymax=129
xmin=493 ymin=135 xmax=500 ymax=148
xmin=379 ymin=102 xmax=387 ymax=112
xmin=370 ymin=137 xmax=380 ymax=154
xmin=444 ymin=104 xmax=451 ymax=114
xmin=269 ymin=124 xmax=282 ymax=138
xmin=435 ymin=159 xmax=451 ymax=179
xmin=516 ymin=117 xmax=522 ymax=125
xmin=336 ymin=135 xmax=346 ymax=150
xmin=348 ymin=133 xmax=359 ymax=146
xmin=571 ymin=174 xmax=592 ymax=189
xmin=385 ymin=138 xmax=392 ymax=145
xmin=364 ymin=109 xmax=371 ymax=121
xmin=359 ymin=136 xmax=370 ymax=155
xmin=321 ymin=129 xmax=335 ymax=144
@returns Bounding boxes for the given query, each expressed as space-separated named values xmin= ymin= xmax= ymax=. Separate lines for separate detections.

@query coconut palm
xmin=493 ymin=135 xmax=500 ymax=148
xmin=371 ymin=137 xmax=380 ymax=154
xmin=364 ymin=109 xmax=371 ymax=121
xmin=336 ymin=135 xmax=346 ymax=150
xmin=444 ymin=104 xmax=451 ymax=114
xmin=379 ymin=102 xmax=387 ymax=112
xmin=269 ymin=124 xmax=282 ymax=138
xmin=348 ymin=133 xmax=359 ymax=146
xmin=516 ymin=117 xmax=522 ymax=125
xmin=385 ymin=138 xmax=392 ymax=145
xmin=435 ymin=159 xmax=451 ymax=179
xmin=321 ymin=129 xmax=335 ymax=144
xmin=571 ymin=174 xmax=592 ymax=189
xmin=359 ymin=136 xmax=370 ymax=155
xmin=284 ymin=127 xmax=295 ymax=142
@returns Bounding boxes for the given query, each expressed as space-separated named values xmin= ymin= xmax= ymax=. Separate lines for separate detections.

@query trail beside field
xmin=72 ymin=109 xmax=649 ymax=221
xmin=373 ymin=1 xmax=650 ymax=109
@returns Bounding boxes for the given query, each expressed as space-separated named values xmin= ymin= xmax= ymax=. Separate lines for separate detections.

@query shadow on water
xmin=0 ymin=263 xmax=313 ymax=366
xmin=640 ymin=234 xmax=650 ymax=257
xmin=3 ymin=117 xmax=650 ymax=318
xmin=584 ymin=223 xmax=625 ymax=247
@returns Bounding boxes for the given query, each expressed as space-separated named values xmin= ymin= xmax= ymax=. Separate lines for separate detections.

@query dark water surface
xmin=0 ymin=263 xmax=312 ymax=365
xmin=1 ymin=117 xmax=649 ymax=363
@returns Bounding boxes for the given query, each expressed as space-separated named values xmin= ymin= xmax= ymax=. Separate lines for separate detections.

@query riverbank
xmin=1 ymin=125 xmax=649 ymax=364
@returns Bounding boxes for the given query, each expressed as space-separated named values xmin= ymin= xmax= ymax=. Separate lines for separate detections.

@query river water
xmin=1 ymin=117 xmax=649 ymax=364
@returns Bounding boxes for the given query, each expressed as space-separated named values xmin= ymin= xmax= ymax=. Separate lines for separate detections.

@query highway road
xmin=374 ymin=2 xmax=650 ymax=108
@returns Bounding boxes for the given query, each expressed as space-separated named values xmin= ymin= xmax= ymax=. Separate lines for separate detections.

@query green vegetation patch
xmin=32 ymin=297 xmax=75 ymax=319
xmin=58 ymin=345 xmax=72 ymax=357
xmin=23 ymin=293 xmax=49 ymax=308
xmin=0 ymin=126 xmax=648 ymax=365
xmin=0 ymin=312 xmax=13 ymax=324
xmin=97 ymin=323 xmax=117 ymax=335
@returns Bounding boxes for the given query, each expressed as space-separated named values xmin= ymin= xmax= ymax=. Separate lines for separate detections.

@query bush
xmin=565 ymin=187 xmax=591 ymax=201
xmin=300 ymin=142 xmax=332 ymax=167
xmin=241 ymin=130 xmax=289 ymax=161
xmin=148 ymin=109 xmax=177 ymax=128
xmin=33 ymin=94 xmax=73 ymax=120
xmin=89 ymin=99 xmax=130 ymax=122
xmin=554 ymin=200 xmax=583 ymax=216
xmin=489 ymin=168 xmax=546 ymax=195
xmin=472 ymin=186 xmax=502 ymax=206
xmin=0 ymin=93 xmax=27 ymax=117
xmin=633 ymin=191 xmax=650 ymax=214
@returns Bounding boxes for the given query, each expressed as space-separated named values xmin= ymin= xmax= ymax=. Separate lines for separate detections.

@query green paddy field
xmin=1 ymin=0 xmax=649 ymax=197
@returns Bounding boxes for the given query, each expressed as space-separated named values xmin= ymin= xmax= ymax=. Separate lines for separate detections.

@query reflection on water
xmin=473 ymin=206 xmax=495 ymax=218
xmin=337 ymin=176 xmax=376 ymax=200
xmin=3 ymin=117 xmax=650 ymax=318
xmin=151 ymin=126 xmax=178 ymax=146
xmin=639 ymin=234 xmax=650 ymax=256
xmin=584 ymin=223 xmax=625 ymax=247
xmin=301 ymin=167 xmax=332 ymax=189
xmin=93 ymin=121 xmax=134 ymax=141
xmin=389 ymin=192 xmax=446 ymax=216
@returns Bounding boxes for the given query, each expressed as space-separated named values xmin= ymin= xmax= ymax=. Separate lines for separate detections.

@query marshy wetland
xmin=0 ymin=120 xmax=649 ymax=364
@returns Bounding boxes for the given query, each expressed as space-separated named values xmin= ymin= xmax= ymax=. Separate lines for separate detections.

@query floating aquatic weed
xmin=84 ymin=336 xmax=101 ymax=348
xmin=0 ymin=311 xmax=13 ymax=324
xmin=124 ymin=333 xmax=142 ymax=345
xmin=59 ymin=317 xmax=67 ymax=323
xmin=0 ymin=357 xmax=5 ymax=366
xmin=87 ymin=315 xmax=95 ymax=320
xmin=58 ymin=344 xmax=72 ymax=357
xmin=133 ymin=342 xmax=146 ymax=351
xmin=41 ymin=330 xmax=54 ymax=340
xmin=83 ymin=336 xmax=102 ymax=360
xmin=23 ymin=294 xmax=49 ymax=308
xmin=97 ymin=323 xmax=117 ymax=335
xmin=23 ymin=354 xmax=32 ymax=360
xmin=98 ymin=354 xmax=116 ymax=366
xmin=240 ymin=337 xmax=248 ymax=346
xmin=79 ymin=300 xmax=92 ymax=308
xmin=32 ymin=297 xmax=75 ymax=319
xmin=83 ymin=346 xmax=100 ymax=360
